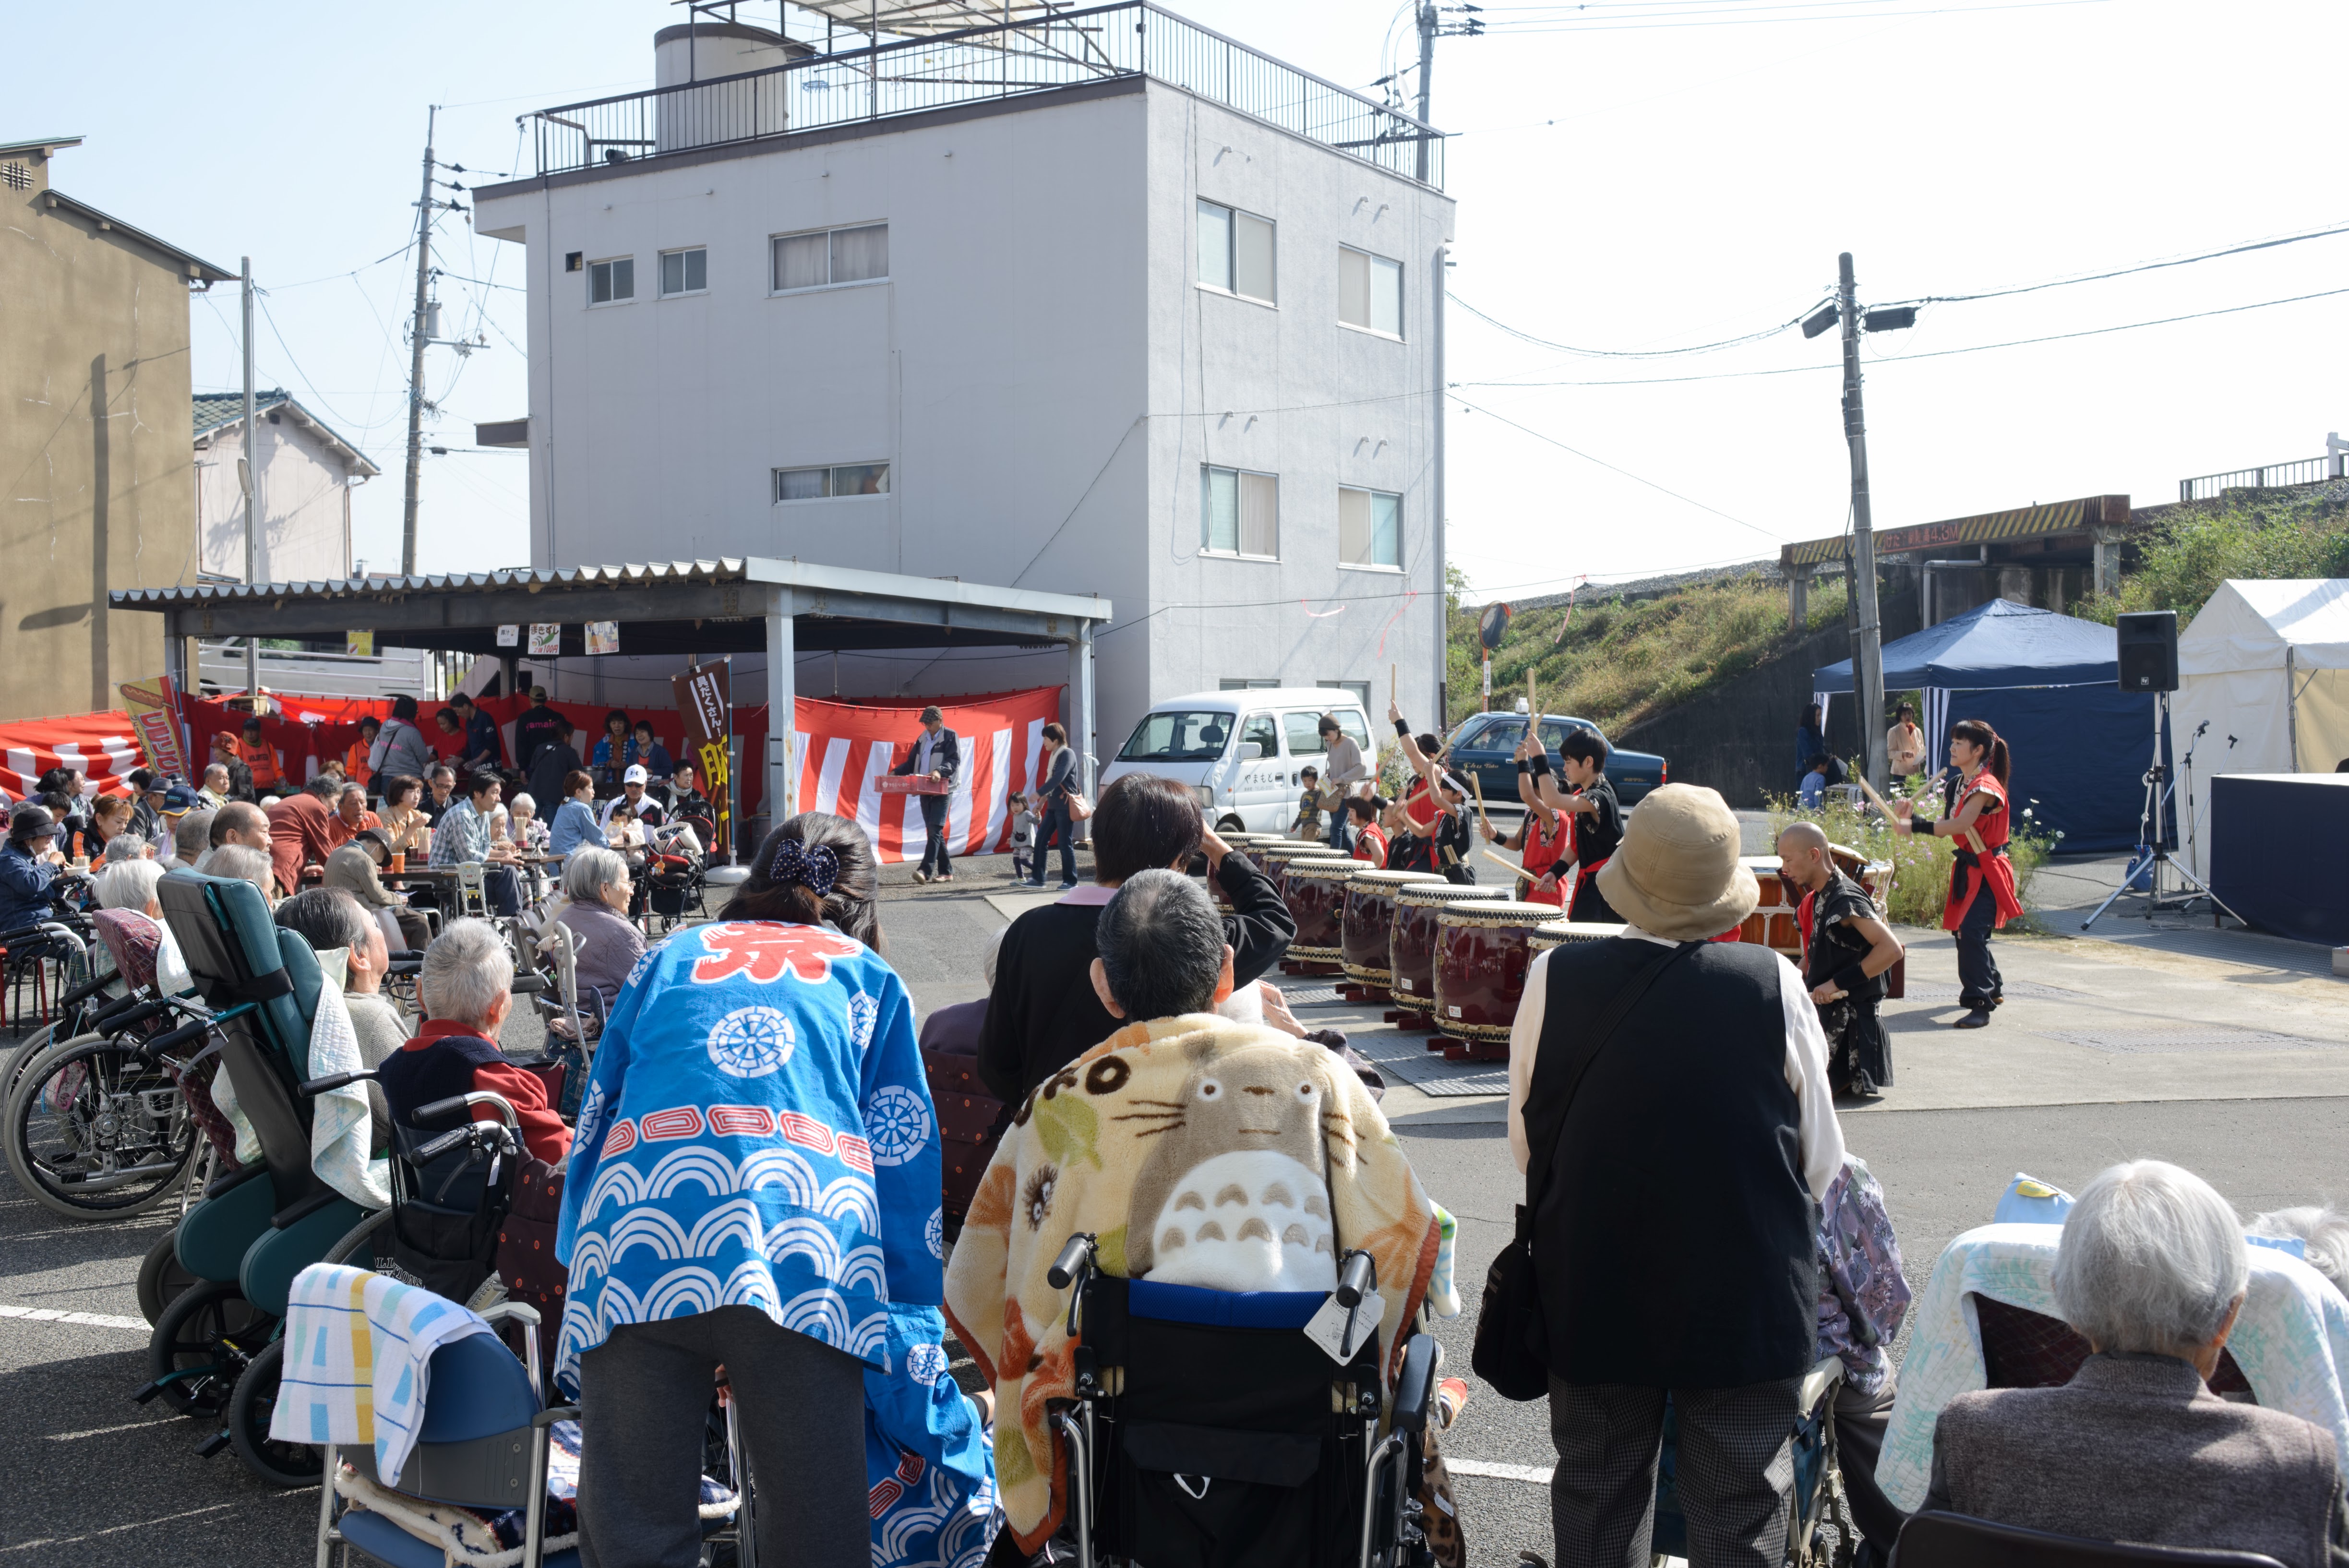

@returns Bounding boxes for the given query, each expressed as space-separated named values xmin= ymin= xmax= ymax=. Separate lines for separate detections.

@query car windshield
xmin=1118 ymin=710 xmax=1233 ymax=763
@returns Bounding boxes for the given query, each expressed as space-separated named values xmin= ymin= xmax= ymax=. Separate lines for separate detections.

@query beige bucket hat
xmin=1593 ymin=782 xmax=1759 ymax=941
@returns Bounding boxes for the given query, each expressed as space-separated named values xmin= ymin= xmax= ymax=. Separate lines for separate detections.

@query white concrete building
xmin=471 ymin=6 xmax=1454 ymax=758
xmin=192 ymin=390 xmax=377 ymax=583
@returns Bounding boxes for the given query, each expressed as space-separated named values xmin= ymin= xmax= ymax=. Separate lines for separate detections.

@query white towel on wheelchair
xmin=207 ymin=981 xmax=391 ymax=1209
xmin=271 ymin=1261 xmax=501 ymax=1482
xmin=1877 ymin=1222 xmax=2349 ymax=1512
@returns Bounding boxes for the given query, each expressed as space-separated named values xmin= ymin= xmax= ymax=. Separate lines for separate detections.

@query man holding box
xmin=893 ymin=705 xmax=961 ymax=884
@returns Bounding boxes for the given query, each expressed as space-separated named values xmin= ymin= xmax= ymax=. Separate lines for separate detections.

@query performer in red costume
xmin=1891 ymin=718 xmax=2021 ymax=1029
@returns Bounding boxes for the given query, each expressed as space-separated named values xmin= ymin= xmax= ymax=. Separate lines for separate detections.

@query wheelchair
xmin=1040 ymin=1234 xmax=1447 ymax=1568
xmin=133 ymin=866 xmax=386 ymax=1487
xmin=642 ymin=814 xmax=717 ymax=932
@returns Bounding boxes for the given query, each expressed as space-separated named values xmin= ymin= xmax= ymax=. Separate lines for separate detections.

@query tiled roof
xmin=192 ymin=390 xmax=380 ymax=478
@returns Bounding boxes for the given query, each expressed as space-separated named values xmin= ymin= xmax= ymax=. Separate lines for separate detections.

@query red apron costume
xmin=1519 ymin=806 xmax=1570 ymax=908
xmin=1942 ymin=771 xmax=2025 ymax=932
xmin=1351 ymin=822 xmax=1390 ymax=867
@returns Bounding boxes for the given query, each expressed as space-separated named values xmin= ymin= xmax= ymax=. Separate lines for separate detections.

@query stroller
xmin=642 ymin=813 xmax=715 ymax=931
xmin=1042 ymin=1234 xmax=1447 ymax=1568
xmin=136 ymin=866 xmax=384 ymax=1487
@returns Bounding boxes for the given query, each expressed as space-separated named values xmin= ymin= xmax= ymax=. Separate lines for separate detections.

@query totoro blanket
xmin=941 ymin=1013 xmax=1442 ymax=1552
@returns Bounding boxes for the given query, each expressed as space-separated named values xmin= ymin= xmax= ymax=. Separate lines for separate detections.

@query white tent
xmin=2173 ymin=579 xmax=2349 ymax=876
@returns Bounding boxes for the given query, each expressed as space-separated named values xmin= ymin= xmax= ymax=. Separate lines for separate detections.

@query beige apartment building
xmin=0 ymin=136 xmax=228 ymax=721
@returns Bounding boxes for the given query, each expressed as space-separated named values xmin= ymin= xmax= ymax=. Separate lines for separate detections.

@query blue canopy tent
xmin=1813 ymin=599 xmax=2156 ymax=853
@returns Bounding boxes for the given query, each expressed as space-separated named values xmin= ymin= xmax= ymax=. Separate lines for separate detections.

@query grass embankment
xmin=1446 ymin=574 xmax=1850 ymax=731
xmin=2078 ymin=490 xmax=2349 ymax=624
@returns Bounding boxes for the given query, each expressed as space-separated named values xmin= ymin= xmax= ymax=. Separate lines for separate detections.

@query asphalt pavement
xmin=4 ymin=846 xmax=2346 ymax=1568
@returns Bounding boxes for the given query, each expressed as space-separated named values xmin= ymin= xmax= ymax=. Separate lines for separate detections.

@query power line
xmin=1474 ymin=0 xmax=2105 ymax=30
xmin=1883 ymin=219 xmax=2349 ymax=307
xmin=1448 ymin=394 xmax=1789 ymax=540
xmin=1450 ymin=291 xmax=1815 ymax=359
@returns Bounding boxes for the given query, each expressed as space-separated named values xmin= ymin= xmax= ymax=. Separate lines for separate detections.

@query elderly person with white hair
xmin=373 ymin=918 xmax=569 ymax=1166
xmin=1923 ymin=1160 xmax=2349 ymax=1567
xmin=554 ymin=847 xmax=644 ymax=1002
xmin=195 ymin=842 xmax=277 ymax=904
xmin=94 ymin=856 xmax=167 ymax=917
xmin=101 ymin=830 xmax=153 ymax=866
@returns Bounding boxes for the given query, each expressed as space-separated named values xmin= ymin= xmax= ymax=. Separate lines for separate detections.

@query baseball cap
xmin=161 ymin=783 xmax=201 ymax=814
xmin=529 ymin=684 xmax=548 ymax=700
xmin=623 ymin=764 xmax=649 ymax=785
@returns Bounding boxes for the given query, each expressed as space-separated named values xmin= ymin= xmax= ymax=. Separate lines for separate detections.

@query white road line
xmin=0 ymin=1302 xmax=147 ymax=1332
xmin=1443 ymin=1458 xmax=1555 ymax=1484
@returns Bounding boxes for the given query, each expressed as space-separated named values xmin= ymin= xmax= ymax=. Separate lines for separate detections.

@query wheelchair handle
xmin=1390 ymin=1333 xmax=1440 ymax=1435
xmin=57 ymin=970 xmax=121 ymax=1010
xmin=300 ymin=1068 xmax=379 ymax=1098
xmin=84 ymin=986 xmax=155 ymax=1031
xmin=1046 ymin=1233 xmax=1096 ymax=1292
xmin=415 ymin=1123 xmax=485 ymax=1163
xmin=1335 ymin=1249 xmax=1377 ymax=1310
xmin=416 ymin=1089 xmax=522 ymax=1129
xmin=100 ymin=996 xmax=174 ymax=1037
xmin=141 ymin=1017 xmax=215 ymax=1062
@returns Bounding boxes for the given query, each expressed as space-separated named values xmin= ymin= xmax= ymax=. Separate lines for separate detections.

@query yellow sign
xmin=347 ymin=631 xmax=374 ymax=657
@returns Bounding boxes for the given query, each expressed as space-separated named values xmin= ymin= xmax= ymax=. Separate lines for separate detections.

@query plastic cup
xmin=390 ymin=851 xmax=406 ymax=875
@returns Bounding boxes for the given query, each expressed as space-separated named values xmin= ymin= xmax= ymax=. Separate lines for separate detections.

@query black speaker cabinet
xmin=2116 ymin=610 xmax=2179 ymax=693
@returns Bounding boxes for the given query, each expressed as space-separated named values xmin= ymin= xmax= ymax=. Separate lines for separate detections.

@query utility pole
xmin=400 ymin=106 xmax=438 ymax=578
xmin=1414 ymin=1 xmax=1437 ymax=184
xmin=1838 ymin=251 xmax=1888 ymax=792
xmin=241 ymin=257 xmax=259 ymax=698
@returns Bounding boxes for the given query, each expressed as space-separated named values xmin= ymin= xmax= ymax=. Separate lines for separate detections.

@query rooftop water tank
xmin=653 ymin=22 xmax=814 ymax=154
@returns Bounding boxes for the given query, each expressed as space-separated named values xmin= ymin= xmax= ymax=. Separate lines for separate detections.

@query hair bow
xmin=769 ymin=836 xmax=840 ymax=899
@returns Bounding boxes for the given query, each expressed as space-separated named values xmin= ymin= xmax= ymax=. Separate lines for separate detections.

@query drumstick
xmin=1851 ymin=771 xmax=1896 ymax=821
xmin=1468 ymin=772 xmax=1490 ymax=835
xmin=1481 ymin=847 xmax=1535 ymax=883
xmin=1527 ymin=669 xmax=1539 ymax=720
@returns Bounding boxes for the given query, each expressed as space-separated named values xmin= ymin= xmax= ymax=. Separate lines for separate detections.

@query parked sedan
xmin=1441 ymin=711 xmax=1667 ymax=810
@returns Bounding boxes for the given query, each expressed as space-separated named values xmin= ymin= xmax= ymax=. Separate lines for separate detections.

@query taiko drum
xmin=1388 ymin=882 xmax=1507 ymax=1014
xmin=1341 ymin=870 xmax=1443 ymax=992
xmin=1282 ymin=857 xmax=1363 ymax=963
xmin=1432 ymin=900 xmax=1563 ymax=1042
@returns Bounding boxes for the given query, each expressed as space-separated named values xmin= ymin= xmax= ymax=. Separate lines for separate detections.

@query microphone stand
xmin=2083 ymin=694 xmax=2243 ymax=930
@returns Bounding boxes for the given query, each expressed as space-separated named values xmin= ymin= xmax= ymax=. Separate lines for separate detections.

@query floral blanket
xmin=942 ymin=1013 xmax=1441 ymax=1552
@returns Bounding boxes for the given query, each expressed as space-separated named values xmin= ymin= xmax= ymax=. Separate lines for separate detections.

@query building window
xmin=1201 ymin=466 xmax=1279 ymax=558
xmin=1339 ymin=247 xmax=1402 ymax=337
xmin=771 ymin=223 xmax=889 ymax=293
xmin=587 ymin=256 xmax=635 ymax=306
xmin=1197 ymin=199 xmax=1275 ymax=304
xmin=774 ymin=462 xmax=891 ymax=502
xmin=659 ymin=246 xmax=707 ymax=297
xmin=1338 ymin=487 xmax=1402 ymax=568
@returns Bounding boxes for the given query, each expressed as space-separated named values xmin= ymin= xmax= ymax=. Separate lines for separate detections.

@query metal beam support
xmin=1786 ymin=563 xmax=1811 ymax=639
xmin=767 ymin=602 xmax=796 ymax=834
xmin=1069 ymin=622 xmax=1097 ymax=813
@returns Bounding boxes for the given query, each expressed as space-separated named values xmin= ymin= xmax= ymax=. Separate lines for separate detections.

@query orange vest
xmin=237 ymin=734 xmax=281 ymax=789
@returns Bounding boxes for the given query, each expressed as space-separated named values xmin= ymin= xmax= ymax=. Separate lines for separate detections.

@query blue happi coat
xmin=555 ymin=920 xmax=942 ymax=1388
xmin=867 ymin=1304 xmax=999 ymax=1568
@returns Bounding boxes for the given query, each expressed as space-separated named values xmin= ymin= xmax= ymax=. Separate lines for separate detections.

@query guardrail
xmin=527 ymin=2 xmax=1443 ymax=188
xmin=2179 ymin=457 xmax=2340 ymax=501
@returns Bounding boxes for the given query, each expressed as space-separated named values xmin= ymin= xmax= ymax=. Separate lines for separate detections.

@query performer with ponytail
xmin=1891 ymin=718 xmax=2021 ymax=1028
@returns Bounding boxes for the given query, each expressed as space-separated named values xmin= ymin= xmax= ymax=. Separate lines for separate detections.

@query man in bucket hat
xmin=1506 ymin=783 xmax=1845 ymax=1568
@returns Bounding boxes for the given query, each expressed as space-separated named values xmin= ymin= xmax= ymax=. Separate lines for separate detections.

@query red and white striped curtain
xmin=788 ymin=688 xmax=1064 ymax=863
xmin=0 ymin=710 xmax=145 ymax=802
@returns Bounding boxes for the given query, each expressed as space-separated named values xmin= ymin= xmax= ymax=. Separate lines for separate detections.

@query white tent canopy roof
xmin=2178 ymin=579 xmax=2349 ymax=675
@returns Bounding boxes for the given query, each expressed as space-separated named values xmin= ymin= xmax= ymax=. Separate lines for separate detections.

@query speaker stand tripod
xmin=2082 ymin=691 xmax=2243 ymax=931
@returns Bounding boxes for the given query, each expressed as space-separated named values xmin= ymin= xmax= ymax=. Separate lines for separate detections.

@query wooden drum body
xmin=1282 ymin=857 xmax=1362 ymax=964
xmin=1256 ymin=841 xmax=1334 ymax=901
xmin=1389 ymin=883 xmax=1507 ymax=1017
xmin=1342 ymin=870 xmax=1442 ymax=993
xmin=1729 ymin=849 xmax=1895 ymax=963
xmin=1433 ymin=900 xmax=1559 ymax=1045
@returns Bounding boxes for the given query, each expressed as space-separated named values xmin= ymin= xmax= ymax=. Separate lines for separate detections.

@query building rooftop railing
xmin=524 ymin=1 xmax=1444 ymax=189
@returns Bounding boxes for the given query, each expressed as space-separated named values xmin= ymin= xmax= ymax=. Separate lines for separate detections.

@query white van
xmin=1099 ymin=688 xmax=1378 ymax=836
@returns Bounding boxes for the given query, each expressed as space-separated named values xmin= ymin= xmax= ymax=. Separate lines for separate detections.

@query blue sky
xmin=18 ymin=0 xmax=2346 ymax=600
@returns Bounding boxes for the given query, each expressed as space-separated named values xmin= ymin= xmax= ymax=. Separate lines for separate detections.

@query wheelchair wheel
xmin=146 ymin=1280 xmax=271 ymax=1419
xmin=321 ymin=1204 xmax=393 ymax=1268
xmin=226 ymin=1338 xmax=324 ymax=1487
xmin=5 ymin=1036 xmax=196 ymax=1219
xmin=137 ymin=1226 xmax=200 ymax=1326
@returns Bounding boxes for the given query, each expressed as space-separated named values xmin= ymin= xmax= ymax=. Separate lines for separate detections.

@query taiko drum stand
xmin=2081 ymin=691 xmax=2243 ymax=931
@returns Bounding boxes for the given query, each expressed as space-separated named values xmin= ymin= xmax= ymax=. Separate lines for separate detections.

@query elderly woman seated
xmin=376 ymin=919 xmax=570 ymax=1166
xmin=554 ymin=846 xmax=645 ymax=1003
xmin=1922 ymin=1160 xmax=2349 ymax=1567
xmin=943 ymin=869 xmax=1448 ymax=1557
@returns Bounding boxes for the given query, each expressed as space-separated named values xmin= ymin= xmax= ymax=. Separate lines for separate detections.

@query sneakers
xmin=912 ymin=868 xmax=931 ymax=885
xmin=1056 ymin=879 xmax=1079 ymax=892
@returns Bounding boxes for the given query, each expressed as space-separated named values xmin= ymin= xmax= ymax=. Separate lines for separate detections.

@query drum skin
xmin=1283 ymin=859 xmax=1361 ymax=961
xmin=1433 ymin=900 xmax=1559 ymax=1041
xmin=1529 ymin=920 xmax=1628 ymax=953
xmin=1342 ymin=871 xmax=1442 ymax=986
xmin=1390 ymin=884 xmax=1508 ymax=1013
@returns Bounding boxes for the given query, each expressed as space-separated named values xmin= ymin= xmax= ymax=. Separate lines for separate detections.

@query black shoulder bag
xmin=1471 ymin=939 xmax=1699 ymax=1400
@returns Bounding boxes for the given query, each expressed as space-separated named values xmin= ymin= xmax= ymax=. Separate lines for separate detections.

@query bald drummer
xmin=1777 ymin=821 xmax=1904 ymax=1099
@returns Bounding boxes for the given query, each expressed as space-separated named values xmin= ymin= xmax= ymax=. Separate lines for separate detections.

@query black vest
xmin=1524 ymin=938 xmax=1817 ymax=1389
xmin=377 ymin=1032 xmax=507 ymax=1134
xmin=1804 ymin=871 xmax=1887 ymax=1005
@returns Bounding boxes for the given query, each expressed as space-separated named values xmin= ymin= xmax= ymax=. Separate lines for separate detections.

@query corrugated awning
xmin=1781 ymin=495 xmax=2131 ymax=568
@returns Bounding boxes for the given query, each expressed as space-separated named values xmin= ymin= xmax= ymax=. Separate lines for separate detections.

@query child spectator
xmin=1799 ymin=754 xmax=1832 ymax=810
xmin=1291 ymin=766 xmax=1324 ymax=839
xmin=1009 ymin=793 xmax=1041 ymax=883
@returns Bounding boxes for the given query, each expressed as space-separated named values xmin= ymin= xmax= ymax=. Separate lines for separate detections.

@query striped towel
xmin=270 ymin=1262 xmax=499 ymax=1482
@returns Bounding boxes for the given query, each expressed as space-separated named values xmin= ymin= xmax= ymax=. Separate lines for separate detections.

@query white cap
xmin=623 ymin=764 xmax=649 ymax=785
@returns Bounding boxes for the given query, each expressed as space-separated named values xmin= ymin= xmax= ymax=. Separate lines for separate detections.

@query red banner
xmin=119 ymin=675 xmax=190 ymax=779
xmin=0 ymin=711 xmax=144 ymax=802
xmin=671 ymin=662 xmax=734 ymax=859
xmin=786 ymin=688 xmax=1063 ymax=863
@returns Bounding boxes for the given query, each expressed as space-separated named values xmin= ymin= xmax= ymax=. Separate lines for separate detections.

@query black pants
xmin=577 ymin=1306 xmax=867 ymax=1568
xmin=1833 ymin=1376 xmax=1906 ymax=1558
xmin=1035 ymin=800 xmax=1076 ymax=885
xmin=1570 ymin=870 xmax=1620 ymax=924
xmin=1954 ymin=872 xmax=2001 ymax=1007
xmin=1548 ymin=1374 xmax=1801 ymax=1568
xmin=919 ymin=792 xmax=952 ymax=878
xmin=1828 ymin=998 xmax=1893 ymax=1092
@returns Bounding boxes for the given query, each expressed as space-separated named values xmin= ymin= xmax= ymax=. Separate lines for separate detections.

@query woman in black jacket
xmin=1021 ymin=722 xmax=1079 ymax=889
xmin=978 ymin=773 xmax=1295 ymax=1105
